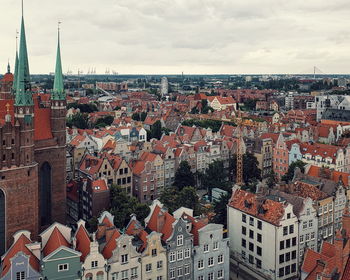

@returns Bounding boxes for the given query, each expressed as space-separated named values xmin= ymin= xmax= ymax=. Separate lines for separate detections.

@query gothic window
xmin=40 ymin=162 xmax=52 ymax=226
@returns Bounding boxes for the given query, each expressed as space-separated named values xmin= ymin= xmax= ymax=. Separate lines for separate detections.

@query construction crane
xmin=236 ymin=107 xmax=244 ymax=186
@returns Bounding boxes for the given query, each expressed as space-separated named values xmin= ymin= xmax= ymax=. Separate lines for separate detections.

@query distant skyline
xmin=1 ymin=0 xmax=350 ymax=75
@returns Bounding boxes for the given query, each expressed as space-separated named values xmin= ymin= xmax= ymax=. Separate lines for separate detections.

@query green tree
xmin=173 ymin=161 xmax=195 ymax=191
xmin=211 ymin=193 xmax=230 ymax=228
xmin=281 ymin=160 xmax=306 ymax=182
xmin=266 ymin=170 xmax=277 ymax=188
xmin=66 ymin=112 xmax=89 ymax=129
xmin=229 ymin=152 xmax=261 ymax=184
xmin=141 ymin=112 xmax=147 ymax=121
xmin=109 ymin=185 xmax=150 ymax=228
xmin=132 ymin=112 xmax=140 ymax=121
xmin=202 ymin=160 xmax=230 ymax=195
xmin=160 ymin=186 xmax=202 ymax=216
xmin=94 ymin=115 xmax=114 ymax=128
xmin=149 ymin=120 xmax=163 ymax=140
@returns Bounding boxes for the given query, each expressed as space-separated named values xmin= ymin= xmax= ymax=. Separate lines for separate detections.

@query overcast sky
xmin=1 ymin=0 xmax=350 ymax=75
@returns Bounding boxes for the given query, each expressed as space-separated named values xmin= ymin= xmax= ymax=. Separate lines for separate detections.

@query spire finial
xmin=21 ymin=0 xmax=24 ymax=17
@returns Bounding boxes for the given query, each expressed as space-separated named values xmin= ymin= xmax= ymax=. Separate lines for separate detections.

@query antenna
xmin=21 ymin=0 xmax=24 ymax=17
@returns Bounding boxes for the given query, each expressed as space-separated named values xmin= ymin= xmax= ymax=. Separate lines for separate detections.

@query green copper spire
xmin=12 ymin=33 xmax=19 ymax=93
xmin=15 ymin=12 xmax=33 ymax=106
xmin=52 ymin=23 xmax=65 ymax=100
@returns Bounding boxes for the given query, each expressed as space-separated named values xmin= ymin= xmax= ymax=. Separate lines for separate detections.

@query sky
xmin=1 ymin=0 xmax=350 ymax=75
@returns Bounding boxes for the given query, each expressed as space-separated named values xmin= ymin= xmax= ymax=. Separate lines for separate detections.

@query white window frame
xmin=58 ymin=263 xmax=69 ymax=272
xmin=177 ymin=235 xmax=184 ymax=246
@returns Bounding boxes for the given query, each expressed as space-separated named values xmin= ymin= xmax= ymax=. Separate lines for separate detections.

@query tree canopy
xmin=281 ymin=160 xmax=306 ymax=182
xmin=147 ymin=120 xmax=163 ymax=140
xmin=66 ymin=112 xmax=89 ymax=129
xmin=201 ymin=160 xmax=230 ymax=195
xmin=173 ymin=161 xmax=196 ymax=191
xmin=94 ymin=115 xmax=114 ymax=128
xmin=229 ymin=152 xmax=261 ymax=184
xmin=160 ymin=186 xmax=202 ymax=216
xmin=109 ymin=185 xmax=150 ymax=228
xmin=67 ymin=102 xmax=98 ymax=113
xmin=211 ymin=193 xmax=230 ymax=228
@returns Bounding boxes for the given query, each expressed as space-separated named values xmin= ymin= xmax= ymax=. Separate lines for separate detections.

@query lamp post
xmin=77 ymin=267 xmax=85 ymax=280
xmin=104 ymin=263 xmax=111 ymax=280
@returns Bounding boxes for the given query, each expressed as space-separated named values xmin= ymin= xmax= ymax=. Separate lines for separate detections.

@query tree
xmin=202 ymin=160 xmax=230 ymax=195
xmin=229 ymin=152 xmax=261 ymax=184
xmin=132 ymin=113 xmax=140 ymax=121
xmin=211 ymin=193 xmax=230 ymax=228
xmin=109 ymin=185 xmax=150 ymax=228
xmin=266 ymin=170 xmax=277 ymax=188
xmin=173 ymin=161 xmax=195 ymax=191
xmin=94 ymin=115 xmax=114 ymax=128
xmin=159 ymin=186 xmax=202 ymax=216
xmin=148 ymin=120 xmax=162 ymax=140
xmin=66 ymin=112 xmax=89 ymax=129
xmin=281 ymin=160 xmax=306 ymax=182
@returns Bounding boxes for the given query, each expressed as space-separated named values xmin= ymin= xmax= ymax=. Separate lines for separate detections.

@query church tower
xmin=0 ymin=7 xmax=39 ymax=255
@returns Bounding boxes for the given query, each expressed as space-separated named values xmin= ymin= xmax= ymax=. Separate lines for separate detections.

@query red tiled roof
xmin=0 ymin=99 xmax=14 ymax=125
xmin=2 ymin=72 xmax=14 ymax=83
xmin=302 ymin=248 xmax=329 ymax=274
xmin=92 ymin=179 xmax=108 ymax=193
xmin=70 ymin=135 xmax=86 ymax=147
xmin=102 ymin=229 xmax=121 ymax=259
xmin=300 ymin=142 xmax=339 ymax=162
xmin=307 ymin=165 xmax=349 ymax=186
xmin=181 ymin=213 xmax=206 ymax=246
xmin=34 ymin=96 xmax=53 ymax=141
xmin=229 ymin=189 xmax=285 ymax=226
xmin=75 ymin=224 xmax=91 ymax=261
xmin=43 ymin=227 xmax=70 ymax=257
xmin=1 ymin=233 xmax=40 ymax=277
xmin=132 ymin=160 xmax=145 ymax=175
xmin=161 ymin=213 xmax=176 ymax=241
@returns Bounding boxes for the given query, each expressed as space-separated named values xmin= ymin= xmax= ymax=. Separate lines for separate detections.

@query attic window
xmin=244 ymin=200 xmax=252 ymax=209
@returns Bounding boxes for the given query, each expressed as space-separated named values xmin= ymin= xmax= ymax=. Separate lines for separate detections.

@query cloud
xmin=0 ymin=0 xmax=350 ymax=74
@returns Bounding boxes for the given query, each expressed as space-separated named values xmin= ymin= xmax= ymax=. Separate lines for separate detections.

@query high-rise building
xmin=160 ymin=76 xmax=168 ymax=97
xmin=0 ymin=8 xmax=66 ymax=254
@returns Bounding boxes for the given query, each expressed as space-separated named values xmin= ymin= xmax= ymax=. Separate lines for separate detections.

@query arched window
xmin=40 ymin=162 xmax=52 ymax=226
xmin=0 ymin=189 xmax=5 ymax=255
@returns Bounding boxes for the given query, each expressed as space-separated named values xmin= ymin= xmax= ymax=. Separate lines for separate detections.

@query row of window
xmin=279 ymin=250 xmax=297 ymax=264
xmin=242 ymin=226 xmax=262 ymax=242
xmin=242 ymin=214 xmax=262 ymax=230
xmin=241 ymin=239 xmax=262 ymax=256
xmin=169 ymin=248 xmax=191 ymax=262
xmin=242 ymin=251 xmax=262 ymax=269
xmin=280 ymin=237 xmax=297 ymax=250
xmin=111 ymin=267 xmax=138 ymax=280
xmin=282 ymin=224 xmax=294 ymax=236
xmin=279 ymin=263 xmax=297 ymax=277
xmin=197 ymin=270 xmax=224 ymax=280
xmin=197 ymin=254 xmax=224 ymax=269
xmin=145 ymin=260 xmax=163 ymax=272
xmin=169 ymin=265 xmax=190 ymax=279
xmin=300 ymin=232 xmax=315 ymax=243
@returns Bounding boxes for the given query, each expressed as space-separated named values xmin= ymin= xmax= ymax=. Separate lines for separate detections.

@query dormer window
xmin=177 ymin=235 xmax=183 ymax=246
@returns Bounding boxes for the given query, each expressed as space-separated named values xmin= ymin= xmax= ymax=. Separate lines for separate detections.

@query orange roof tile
xmin=75 ymin=224 xmax=91 ymax=261
xmin=1 ymin=233 xmax=40 ymax=277
xmin=92 ymin=179 xmax=108 ymax=193
xmin=34 ymin=96 xmax=53 ymax=141
xmin=102 ymin=229 xmax=121 ymax=259
xmin=43 ymin=227 xmax=70 ymax=257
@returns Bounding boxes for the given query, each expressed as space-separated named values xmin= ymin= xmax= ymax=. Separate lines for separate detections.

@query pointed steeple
xmin=7 ymin=61 xmax=10 ymax=74
xmin=12 ymin=33 xmax=19 ymax=93
xmin=52 ymin=22 xmax=65 ymax=100
xmin=15 ymin=3 xmax=33 ymax=106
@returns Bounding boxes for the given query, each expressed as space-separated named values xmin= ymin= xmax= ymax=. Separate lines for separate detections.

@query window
xmin=151 ymin=248 xmax=157 ymax=256
xmin=249 ymin=254 xmax=254 ymax=264
xmin=257 ymin=220 xmax=262 ymax=230
xmin=242 ymin=213 xmax=246 ymax=223
xmin=257 ymin=246 xmax=262 ymax=256
xmin=285 ymin=265 xmax=291 ymax=275
xmin=286 ymin=252 xmax=290 ymax=261
xmin=198 ymin=276 xmax=204 ymax=280
xmin=16 ymin=272 xmax=25 ymax=280
xmin=208 ymin=256 xmax=214 ymax=266
xmin=286 ymin=239 xmax=291 ymax=248
xmin=177 ymin=267 xmax=183 ymax=277
xmin=131 ymin=267 xmax=137 ymax=278
xmin=198 ymin=259 xmax=204 ymax=269
xmin=218 ymin=254 xmax=224 ymax=264
xmin=242 ymin=239 xmax=246 ymax=248
xmin=184 ymin=265 xmax=190 ymax=275
xmin=287 ymin=213 xmax=291 ymax=219
xmin=279 ymin=254 xmax=284 ymax=264
xmin=170 ymin=268 xmax=175 ymax=279
xmin=257 ymin=233 xmax=262 ymax=243
xmin=58 ymin=263 xmax=69 ymax=272
xmin=184 ymin=248 xmax=190 ymax=258
xmin=177 ymin=235 xmax=183 ymax=246
xmin=292 ymin=263 xmax=296 ymax=273
xmin=121 ymin=254 xmax=128 ymax=264
xmin=300 ymin=235 xmax=304 ymax=243
xmin=218 ymin=270 xmax=224 ymax=279
xmin=279 ymin=267 xmax=284 ymax=277
xmin=292 ymin=250 xmax=296 ymax=260
xmin=213 ymin=241 xmax=219 ymax=250
xmin=249 ymin=217 xmax=254 ymax=226
xmin=111 ymin=273 xmax=118 ymax=280
xmin=309 ymin=220 xmax=313 ymax=227
xmin=204 ymin=244 xmax=209 ymax=252
xmin=169 ymin=252 xmax=175 ymax=262
xmin=91 ymin=261 xmax=98 ymax=268
xmin=157 ymin=277 xmax=163 ymax=280
xmin=208 ymin=272 xmax=214 ymax=280
xmin=289 ymin=225 xmax=294 ymax=234
xmin=157 ymin=260 xmax=163 ymax=270
xmin=146 ymin=263 xmax=152 ymax=272
xmin=177 ymin=249 xmax=183 ymax=260
xmin=249 ymin=242 xmax=254 ymax=252
xmin=283 ymin=226 xmax=288 ymax=236
xmin=256 ymin=258 xmax=262 ymax=268
xmin=96 ymin=273 xmax=104 ymax=280
xmin=242 ymin=226 xmax=246 ymax=235
xmin=249 ymin=230 xmax=254 ymax=239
